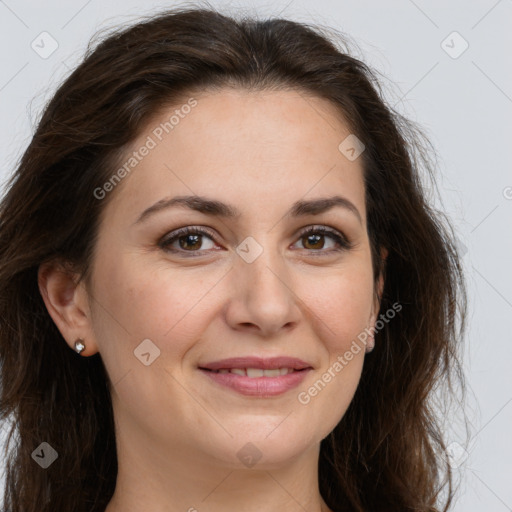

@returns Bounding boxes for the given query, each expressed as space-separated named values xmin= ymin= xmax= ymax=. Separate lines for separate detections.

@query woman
xmin=0 ymin=5 xmax=467 ymax=512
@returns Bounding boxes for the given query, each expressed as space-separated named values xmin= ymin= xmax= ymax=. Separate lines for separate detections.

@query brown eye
xmin=302 ymin=232 xmax=326 ymax=250
xmin=159 ymin=225 xmax=352 ymax=258
xmin=293 ymin=226 xmax=352 ymax=254
xmin=177 ymin=233 xmax=203 ymax=251
xmin=159 ymin=227 xmax=217 ymax=254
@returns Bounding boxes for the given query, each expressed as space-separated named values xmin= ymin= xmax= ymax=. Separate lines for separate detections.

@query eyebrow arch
xmin=133 ymin=194 xmax=362 ymax=225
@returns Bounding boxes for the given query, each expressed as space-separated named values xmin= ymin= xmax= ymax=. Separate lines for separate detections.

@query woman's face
xmin=78 ymin=88 xmax=381 ymax=468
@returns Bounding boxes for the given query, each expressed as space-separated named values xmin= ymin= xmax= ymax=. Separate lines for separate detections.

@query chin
xmin=207 ymin=429 xmax=316 ymax=470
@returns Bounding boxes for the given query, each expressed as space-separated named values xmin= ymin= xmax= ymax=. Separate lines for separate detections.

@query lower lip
xmin=199 ymin=368 xmax=311 ymax=397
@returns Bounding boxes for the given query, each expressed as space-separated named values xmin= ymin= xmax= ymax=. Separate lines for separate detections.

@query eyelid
xmin=295 ymin=224 xmax=352 ymax=249
xmin=158 ymin=226 xmax=218 ymax=255
xmin=158 ymin=224 xmax=353 ymax=255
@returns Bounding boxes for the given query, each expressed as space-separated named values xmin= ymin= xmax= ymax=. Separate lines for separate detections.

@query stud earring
xmin=74 ymin=338 xmax=86 ymax=354
xmin=365 ymin=335 xmax=375 ymax=353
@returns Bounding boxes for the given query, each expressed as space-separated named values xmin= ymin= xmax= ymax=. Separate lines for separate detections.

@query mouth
xmin=198 ymin=363 xmax=312 ymax=397
xmin=198 ymin=356 xmax=313 ymax=372
xmin=197 ymin=356 xmax=313 ymax=397
xmin=200 ymin=367 xmax=308 ymax=377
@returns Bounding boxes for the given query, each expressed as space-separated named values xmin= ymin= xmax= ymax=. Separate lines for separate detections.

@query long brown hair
xmin=0 ymin=3 xmax=467 ymax=511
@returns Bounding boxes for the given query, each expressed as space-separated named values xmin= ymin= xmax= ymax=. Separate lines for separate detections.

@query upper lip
xmin=199 ymin=356 xmax=313 ymax=371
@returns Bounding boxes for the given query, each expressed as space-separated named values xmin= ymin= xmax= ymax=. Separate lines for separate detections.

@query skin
xmin=38 ymin=88 xmax=384 ymax=512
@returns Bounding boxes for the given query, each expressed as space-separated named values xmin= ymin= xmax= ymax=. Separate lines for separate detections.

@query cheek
xmin=298 ymin=265 xmax=374 ymax=353
xmin=291 ymin=269 xmax=372 ymax=439
xmin=92 ymin=248 xmax=374 ymax=360
xmin=90 ymin=252 xmax=220 ymax=364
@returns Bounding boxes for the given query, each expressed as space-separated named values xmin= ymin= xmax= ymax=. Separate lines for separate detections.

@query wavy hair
xmin=0 ymin=3 xmax=467 ymax=511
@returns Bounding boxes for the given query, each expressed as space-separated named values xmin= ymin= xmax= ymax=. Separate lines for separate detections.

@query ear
xmin=370 ymin=246 xmax=388 ymax=324
xmin=38 ymin=260 xmax=98 ymax=356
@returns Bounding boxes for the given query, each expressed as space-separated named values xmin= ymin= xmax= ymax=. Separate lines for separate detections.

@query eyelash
xmin=158 ymin=225 xmax=353 ymax=257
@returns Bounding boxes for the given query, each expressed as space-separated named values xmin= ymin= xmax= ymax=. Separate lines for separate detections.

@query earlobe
xmin=37 ymin=260 xmax=98 ymax=356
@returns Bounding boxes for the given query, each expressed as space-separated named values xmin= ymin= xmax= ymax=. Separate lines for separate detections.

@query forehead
xmin=101 ymin=88 xmax=366 ymax=226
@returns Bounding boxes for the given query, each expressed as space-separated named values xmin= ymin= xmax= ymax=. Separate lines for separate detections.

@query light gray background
xmin=0 ymin=0 xmax=511 ymax=510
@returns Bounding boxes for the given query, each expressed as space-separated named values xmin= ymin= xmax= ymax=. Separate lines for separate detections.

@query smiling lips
xmin=213 ymin=367 xmax=296 ymax=377
xmin=199 ymin=356 xmax=313 ymax=397
xmin=199 ymin=356 xmax=312 ymax=371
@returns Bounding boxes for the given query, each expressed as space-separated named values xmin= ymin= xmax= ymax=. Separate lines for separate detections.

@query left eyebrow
xmin=133 ymin=194 xmax=362 ymax=225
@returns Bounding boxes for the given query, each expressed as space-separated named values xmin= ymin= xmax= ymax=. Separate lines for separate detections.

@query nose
xmin=223 ymin=240 xmax=302 ymax=338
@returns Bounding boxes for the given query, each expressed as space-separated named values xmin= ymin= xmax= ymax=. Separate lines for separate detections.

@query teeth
xmin=246 ymin=368 xmax=264 ymax=378
xmin=261 ymin=369 xmax=281 ymax=377
xmin=215 ymin=368 xmax=296 ymax=377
